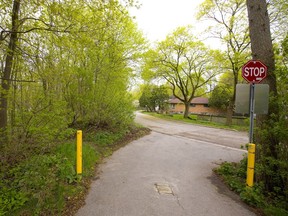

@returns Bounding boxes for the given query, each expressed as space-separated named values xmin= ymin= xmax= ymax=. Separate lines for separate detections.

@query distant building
xmin=168 ymin=97 xmax=224 ymax=115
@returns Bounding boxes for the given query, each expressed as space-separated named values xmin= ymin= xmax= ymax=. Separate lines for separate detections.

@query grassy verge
xmin=215 ymin=159 xmax=288 ymax=216
xmin=144 ymin=112 xmax=248 ymax=131
xmin=0 ymin=124 xmax=150 ymax=216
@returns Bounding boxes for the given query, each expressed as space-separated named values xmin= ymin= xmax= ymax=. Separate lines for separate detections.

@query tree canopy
xmin=142 ymin=26 xmax=220 ymax=118
xmin=0 ymin=0 xmax=146 ymax=145
xmin=139 ymin=84 xmax=169 ymax=112
xmin=197 ymin=0 xmax=250 ymax=125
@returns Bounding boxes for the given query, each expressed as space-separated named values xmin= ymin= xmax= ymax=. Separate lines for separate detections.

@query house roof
xmin=168 ymin=97 xmax=209 ymax=104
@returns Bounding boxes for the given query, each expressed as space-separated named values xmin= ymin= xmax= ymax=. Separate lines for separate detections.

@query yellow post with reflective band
xmin=246 ymin=143 xmax=255 ymax=187
xmin=76 ymin=130 xmax=82 ymax=175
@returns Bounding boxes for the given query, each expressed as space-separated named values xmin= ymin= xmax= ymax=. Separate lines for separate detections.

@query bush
xmin=215 ymin=156 xmax=288 ymax=215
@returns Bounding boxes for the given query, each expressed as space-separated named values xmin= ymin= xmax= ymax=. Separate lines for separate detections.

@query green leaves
xmin=209 ymin=85 xmax=231 ymax=109
xmin=141 ymin=26 xmax=219 ymax=117
xmin=0 ymin=141 xmax=99 ymax=215
xmin=0 ymin=186 xmax=28 ymax=215
xmin=0 ymin=0 xmax=146 ymax=143
xmin=139 ymin=84 xmax=169 ymax=112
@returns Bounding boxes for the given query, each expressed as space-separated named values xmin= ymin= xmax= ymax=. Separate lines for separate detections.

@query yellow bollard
xmin=246 ymin=143 xmax=256 ymax=187
xmin=76 ymin=130 xmax=82 ymax=175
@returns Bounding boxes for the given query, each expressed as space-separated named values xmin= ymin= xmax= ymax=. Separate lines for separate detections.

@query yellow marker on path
xmin=77 ymin=130 xmax=82 ymax=175
xmin=246 ymin=143 xmax=255 ymax=187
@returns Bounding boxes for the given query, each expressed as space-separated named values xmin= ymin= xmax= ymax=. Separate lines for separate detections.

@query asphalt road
xmin=76 ymin=112 xmax=255 ymax=216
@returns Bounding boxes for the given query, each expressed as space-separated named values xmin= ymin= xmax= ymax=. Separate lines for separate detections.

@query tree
xmin=0 ymin=0 xmax=20 ymax=142
xmin=197 ymin=0 xmax=251 ymax=125
xmin=209 ymin=73 xmax=233 ymax=110
xmin=276 ymin=35 xmax=288 ymax=98
xmin=139 ymin=84 xmax=169 ymax=112
xmin=269 ymin=0 xmax=288 ymax=41
xmin=0 ymin=0 xmax=145 ymax=145
xmin=143 ymin=27 xmax=219 ymax=118
xmin=139 ymin=89 xmax=153 ymax=112
xmin=246 ymin=0 xmax=287 ymax=195
xmin=152 ymin=85 xmax=170 ymax=113
xmin=0 ymin=0 xmax=83 ymax=143
xmin=209 ymin=85 xmax=230 ymax=110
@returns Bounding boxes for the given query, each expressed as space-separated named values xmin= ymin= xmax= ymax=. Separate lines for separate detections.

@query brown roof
xmin=168 ymin=97 xmax=208 ymax=104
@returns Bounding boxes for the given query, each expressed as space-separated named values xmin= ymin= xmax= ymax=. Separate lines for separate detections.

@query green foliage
xmin=139 ymin=84 xmax=169 ymax=112
xmin=216 ymin=158 xmax=267 ymax=208
xmin=209 ymin=72 xmax=234 ymax=110
xmin=209 ymin=85 xmax=231 ymax=110
xmin=0 ymin=141 xmax=98 ymax=215
xmin=56 ymin=142 xmax=99 ymax=178
xmin=197 ymin=0 xmax=250 ymax=120
xmin=0 ymin=0 xmax=146 ymax=144
xmin=1 ymin=155 xmax=63 ymax=215
xmin=244 ymin=0 xmax=288 ymax=206
xmin=263 ymin=206 xmax=288 ymax=216
xmin=269 ymin=0 xmax=288 ymax=40
xmin=0 ymin=1 xmax=147 ymax=213
xmin=0 ymin=186 xmax=28 ymax=216
xmin=240 ymin=185 xmax=265 ymax=207
xmin=253 ymin=37 xmax=288 ymax=203
xmin=142 ymin=26 xmax=219 ymax=118
xmin=12 ymin=98 xmax=74 ymax=143
xmin=93 ymin=130 xmax=124 ymax=147
xmin=139 ymin=87 xmax=154 ymax=111
xmin=216 ymin=160 xmax=246 ymax=193
xmin=0 ymin=124 xmax=148 ymax=215
xmin=216 ymin=157 xmax=288 ymax=214
xmin=0 ymin=126 xmax=148 ymax=215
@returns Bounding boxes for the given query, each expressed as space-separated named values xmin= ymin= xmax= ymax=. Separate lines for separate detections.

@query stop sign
xmin=242 ymin=60 xmax=267 ymax=83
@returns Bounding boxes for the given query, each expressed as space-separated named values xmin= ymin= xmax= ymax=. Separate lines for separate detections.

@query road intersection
xmin=77 ymin=112 xmax=255 ymax=216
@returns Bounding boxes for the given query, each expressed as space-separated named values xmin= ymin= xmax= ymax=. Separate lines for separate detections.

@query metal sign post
xmin=246 ymin=83 xmax=256 ymax=187
xmin=241 ymin=60 xmax=268 ymax=187
xmin=249 ymin=83 xmax=255 ymax=143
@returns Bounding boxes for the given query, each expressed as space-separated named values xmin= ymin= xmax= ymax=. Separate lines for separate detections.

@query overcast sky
xmin=129 ymin=0 xmax=207 ymax=43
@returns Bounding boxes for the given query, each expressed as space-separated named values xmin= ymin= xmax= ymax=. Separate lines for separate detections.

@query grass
xmin=144 ymin=112 xmax=249 ymax=131
xmin=0 ymin=124 xmax=150 ymax=216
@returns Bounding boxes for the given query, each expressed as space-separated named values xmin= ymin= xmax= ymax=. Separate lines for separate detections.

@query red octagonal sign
xmin=242 ymin=60 xmax=267 ymax=83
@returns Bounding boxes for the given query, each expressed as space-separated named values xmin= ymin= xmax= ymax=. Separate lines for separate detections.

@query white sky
xmin=129 ymin=0 xmax=212 ymax=44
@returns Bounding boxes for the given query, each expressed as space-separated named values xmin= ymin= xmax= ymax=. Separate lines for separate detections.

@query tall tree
xmin=0 ymin=0 xmax=20 ymax=142
xmin=197 ymin=0 xmax=250 ymax=125
xmin=209 ymin=73 xmax=233 ymax=110
xmin=139 ymin=84 xmax=169 ymax=112
xmin=269 ymin=0 xmax=288 ymax=41
xmin=143 ymin=27 xmax=219 ymax=118
xmin=246 ymin=0 xmax=283 ymax=192
xmin=0 ymin=0 xmax=145 ymax=145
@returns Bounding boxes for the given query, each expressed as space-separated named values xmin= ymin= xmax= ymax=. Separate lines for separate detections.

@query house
xmin=168 ymin=97 xmax=223 ymax=115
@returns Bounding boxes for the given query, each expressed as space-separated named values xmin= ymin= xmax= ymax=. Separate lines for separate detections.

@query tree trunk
xmin=246 ymin=0 xmax=276 ymax=91
xmin=246 ymin=0 xmax=280 ymax=191
xmin=0 ymin=0 xmax=20 ymax=144
xmin=226 ymin=61 xmax=239 ymax=126
xmin=225 ymin=102 xmax=233 ymax=126
xmin=183 ymin=102 xmax=190 ymax=119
